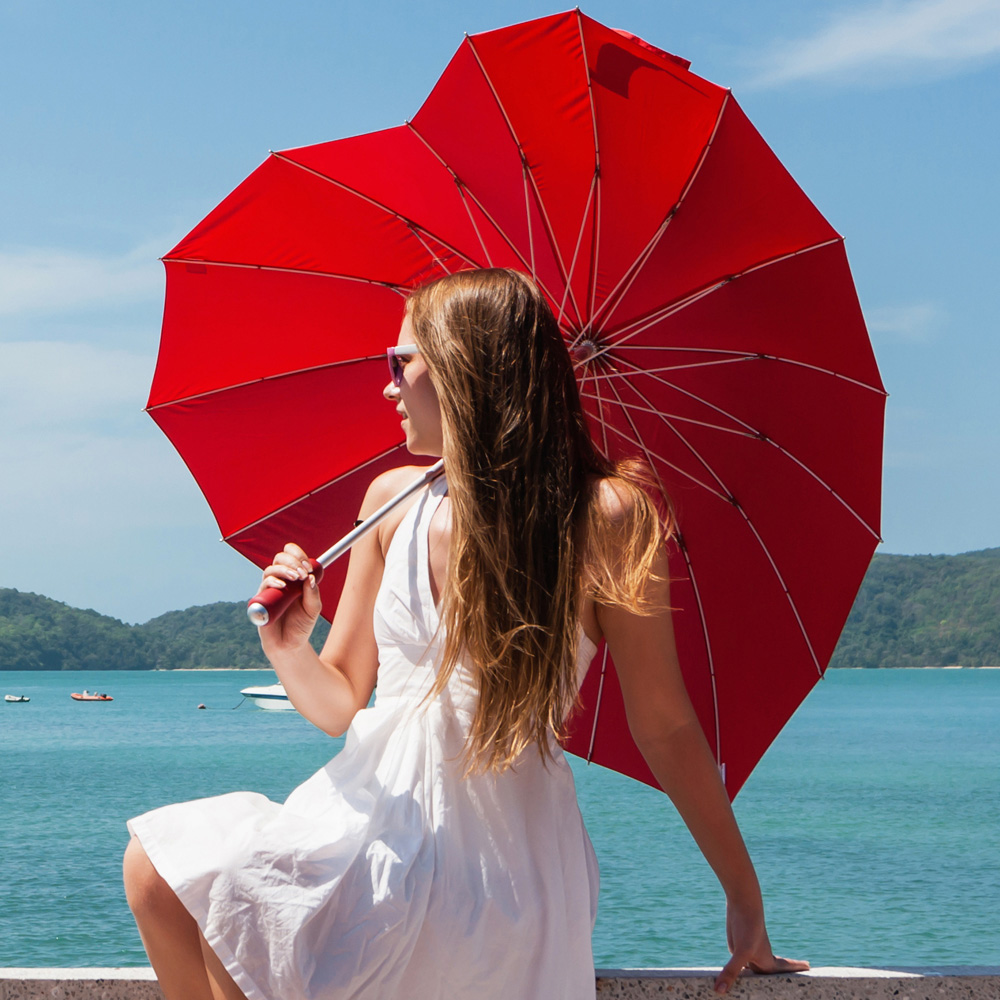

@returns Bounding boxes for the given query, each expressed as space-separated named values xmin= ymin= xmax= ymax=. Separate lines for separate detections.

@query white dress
xmin=128 ymin=474 xmax=600 ymax=1000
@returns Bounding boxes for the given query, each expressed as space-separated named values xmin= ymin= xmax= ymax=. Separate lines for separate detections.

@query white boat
xmin=240 ymin=682 xmax=294 ymax=710
xmin=4 ymin=694 xmax=30 ymax=703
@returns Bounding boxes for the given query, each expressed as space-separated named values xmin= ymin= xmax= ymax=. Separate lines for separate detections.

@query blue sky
xmin=1 ymin=0 xmax=998 ymax=623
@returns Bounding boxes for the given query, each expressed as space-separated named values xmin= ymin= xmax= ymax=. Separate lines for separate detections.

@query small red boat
xmin=71 ymin=691 xmax=113 ymax=702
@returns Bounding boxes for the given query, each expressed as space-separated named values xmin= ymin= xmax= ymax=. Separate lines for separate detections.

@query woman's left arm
xmin=596 ymin=544 xmax=809 ymax=994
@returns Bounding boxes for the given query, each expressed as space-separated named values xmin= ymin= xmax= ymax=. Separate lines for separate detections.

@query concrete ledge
xmin=594 ymin=968 xmax=1000 ymax=999
xmin=0 ymin=968 xmax=162 ymax=1000
xmin=0 ymin=968 xmax=998 ymax=999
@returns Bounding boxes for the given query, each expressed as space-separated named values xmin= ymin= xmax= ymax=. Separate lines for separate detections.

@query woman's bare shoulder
xmin=362 ymin=464 xmax=433 ymax=511
xmin=362 ymin=465 xmax=439 ymax=557
xmin=584 ymin=473 xmax=643 ymax=524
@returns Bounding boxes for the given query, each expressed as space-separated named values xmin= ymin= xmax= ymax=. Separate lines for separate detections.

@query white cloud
xmin=866 ymin=302 xmax=944 ymax=342
xmin=750 ymin=0 xmax=1000 ymax=87
xmin=0 ymin=244 xmax=162 ymax=318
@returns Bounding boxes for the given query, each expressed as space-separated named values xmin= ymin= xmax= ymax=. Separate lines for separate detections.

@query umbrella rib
xmin=609 ymin=356 xmax=882 ymax=540
xmin=222 ymin=442 xmax=408 ymax=542
xmin=591 ymin=91 xmax=732 ymax=333
xmin=751 ymin=355 xmax=887 ymax=396
xmin=579 ymin=391 xmax=754 ymax=438
xmin=580 ymin=360 xmax=611 ymax=457
xmin=590 ymin=170 xmax=603 ymax=331
xmin=602 ymin=377 xmax=727 ymax=769
xmin=145 ymin=352 xmax=386 ymax=411
xmin=585 ymin=644 xmax=610 ymax=763
xmin=571 ymin=289 xmax=734 ymax=359
xmin=408 ymin=227 xmax=455 ymax=276
xmin=615 ymin=346 xmax=753 ymax=354
xmin=614 ymin=343 xmax=886 ymax=396
xmin=164 ymin=256 xmax=411 ymax=294
xmin=271 ymin=151 xmax=481 ymax=272
xmin=613 ymin=373 xmax=828 ymax=678
xmin=602 ymin=421 xmax=731 ymax=504
xmin=463 ymin=34 xmax=585 ymax=325
xmin=557 ymin=171 xmax=597 ymax=330
xmin=615 ymin=372 xmax=828 ymax=677
xmin=763 ymin=438 xmax=883 ymax=541
xmin=601 ymin=375 xmax=730 ymax=503
xmin=576 ymin=7 xmax=602 ymax=328
xmin=575 ymin=354 xmax=596 ymax=419
xmin=522 ymin=159 xmax=537 ymax=280
xmin=403 ymin=121 xmax=494 ymax=267
xmin=601 ymin=236 xmax=843 ymax=352
xmin=602 ymin=277 xmax=731 ymax=348
xmin=674 ymin=537 xmax=724 ymax=768
xmin=385 ymin=216 xmax=457 ymax=279
xmin=405 ymin=120 xmax=564 ymax=306
xmin=587 ymin=356 xmax=756 ymax=379
xmin=587 ymin=281 xmax=730 ymax=362
xmin=604 ymin=371 xmax=731 ymax=755
xmin=583 ymin=381 xmax=725 ymax=771
xmin=740 ymin=507 xmax=824 ymax=677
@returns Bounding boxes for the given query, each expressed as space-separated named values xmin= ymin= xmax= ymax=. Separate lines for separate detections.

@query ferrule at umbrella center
xmin=572 ymin=339 xmax=602 ymax=365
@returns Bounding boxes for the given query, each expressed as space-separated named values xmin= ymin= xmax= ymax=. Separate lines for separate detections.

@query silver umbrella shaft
xmin=315 ymin=459 xmax=445 ymax=568
xmin=246 ymin=460 xmax=445 ymax=626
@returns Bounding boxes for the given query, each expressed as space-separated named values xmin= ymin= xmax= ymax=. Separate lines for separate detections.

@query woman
xmin=124 ymin=268 xmax=807 ymax=1000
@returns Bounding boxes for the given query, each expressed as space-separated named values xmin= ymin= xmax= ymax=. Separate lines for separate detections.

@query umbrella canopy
xmin=148 ymin=9 xmax=885 ymax=797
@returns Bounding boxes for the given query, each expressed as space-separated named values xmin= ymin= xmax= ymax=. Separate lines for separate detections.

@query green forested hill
xmin=829 ymin=547 xmax=1000 ymax=667
xmin=1 ymin=548 xmax=998 ymax=669
xmin=0 ymin=590 xmax=329 ymax=671
xmin=0 ymin=590 xmax=156 ymax=670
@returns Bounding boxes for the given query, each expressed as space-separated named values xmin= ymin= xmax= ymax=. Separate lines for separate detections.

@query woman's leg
xmin=123 ymin=836 xmax=249 ymax=1000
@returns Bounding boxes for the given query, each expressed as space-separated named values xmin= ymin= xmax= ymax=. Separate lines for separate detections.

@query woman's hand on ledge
xmin=714 ymin=897 xmax=810 ymax=993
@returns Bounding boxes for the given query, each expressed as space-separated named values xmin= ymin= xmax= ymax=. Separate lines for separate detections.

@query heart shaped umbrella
xmin=147 ymin=9 xmax=885 ymax=797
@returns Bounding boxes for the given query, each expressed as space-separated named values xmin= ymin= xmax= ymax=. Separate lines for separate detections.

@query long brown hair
xmin=408 ymin=268 xmax=668 ymax=774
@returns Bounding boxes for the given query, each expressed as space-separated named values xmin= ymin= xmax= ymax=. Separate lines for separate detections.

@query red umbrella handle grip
xmin=246 ymin=560 xmax=325 ymax=626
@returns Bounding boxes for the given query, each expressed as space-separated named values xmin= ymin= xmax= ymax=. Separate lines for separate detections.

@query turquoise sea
xmin=0 ymin=668 xmax=997 ymax=970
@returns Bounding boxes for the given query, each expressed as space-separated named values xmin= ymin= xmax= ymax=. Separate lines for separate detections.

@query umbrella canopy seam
xmin=575 ymin=8 xmax=602 ymax=324
xmin=600 ymin=235 xmax=844 ymax=352
xmin=464 ymin=33 xmax=585 ymax=324
xmin=162 ymin=256 xmax=409 ymax=292
xmin=610 ymin=361 xmax=826 ymax=678
xmin=611 ymin=352 xmax=883 ymax=539
xmin=590 ymin=91 xmax=732 ymax=335
xmin=270 ymin=151 xmax=481 ymax=275
xmin=145 ymin=353 xmax=387 ymax=411
xmin=222 ymin=442 xmax=409 ymax=543
xmin=405 ymin=119 xmax=564 ymax=305
xmin=402 ymin=121 xmax=496 ymax=268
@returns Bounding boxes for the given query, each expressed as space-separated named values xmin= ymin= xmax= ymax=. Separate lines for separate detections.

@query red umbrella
xmin=147 ymin=10 xmax=885 ymax=797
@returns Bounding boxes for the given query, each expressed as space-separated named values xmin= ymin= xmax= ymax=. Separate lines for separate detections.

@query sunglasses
xmin=387 ymin=344 xmax=420 ymax=387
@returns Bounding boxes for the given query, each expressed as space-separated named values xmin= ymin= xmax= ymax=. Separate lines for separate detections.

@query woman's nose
xmin=383 ymin=381 xmax=399 ymax=401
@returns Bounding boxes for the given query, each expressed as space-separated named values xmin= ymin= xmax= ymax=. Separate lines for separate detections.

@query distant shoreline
xmin=829 ymin=664 xmax=1000 ymax=670
xmin=4 ymin=665 xmax=1000 ymax=673
xmin=157 ymin=667 xmax=266 ymax=672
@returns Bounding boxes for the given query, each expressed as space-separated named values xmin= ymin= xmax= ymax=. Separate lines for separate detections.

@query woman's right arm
xmin=256 ymin=466 xmax=419 ymax=737
xmin=589 ymin=479 xmax=808 ymax=993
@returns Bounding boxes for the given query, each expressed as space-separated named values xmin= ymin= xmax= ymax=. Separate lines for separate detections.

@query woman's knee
xmin=124 ymin=837 xmax=177 ymax=918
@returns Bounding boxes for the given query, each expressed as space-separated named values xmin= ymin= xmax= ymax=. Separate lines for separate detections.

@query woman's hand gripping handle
xmin=251 ymin=544 xmax=323 ymax=645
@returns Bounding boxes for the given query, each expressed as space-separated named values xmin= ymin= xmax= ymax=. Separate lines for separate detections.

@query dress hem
xmin=128 ymin=815 xmax=270 ymax=1000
